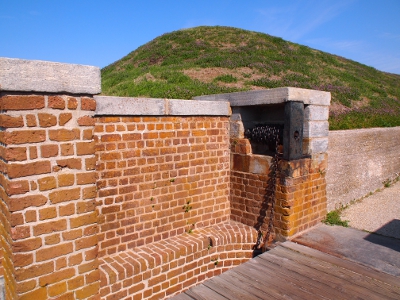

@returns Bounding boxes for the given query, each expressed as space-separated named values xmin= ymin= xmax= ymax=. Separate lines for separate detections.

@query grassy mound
xmin=102 ymin=26 xmax=400 ymax=130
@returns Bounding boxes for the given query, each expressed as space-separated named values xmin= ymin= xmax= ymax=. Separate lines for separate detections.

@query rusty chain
xmin=245 ymin=125 xmax=281 ymax=252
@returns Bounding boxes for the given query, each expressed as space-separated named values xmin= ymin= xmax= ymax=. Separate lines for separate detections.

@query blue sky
xmin=1 ymin=0 xmax=400 ymax=74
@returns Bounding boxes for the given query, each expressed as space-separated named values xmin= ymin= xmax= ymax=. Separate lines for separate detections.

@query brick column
xmin=0 ymin=58 xmax=100 ymax=299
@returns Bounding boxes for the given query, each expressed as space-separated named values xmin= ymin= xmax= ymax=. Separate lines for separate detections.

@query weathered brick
xmin=12 ymin=237 xmax=42 ymax=253
xmin=63 ymin=229 xmax=82 ymax=241
xmin=67 ymin=97 xmax=78 ymax=109
xmin=19 ymin=287 xmax=48 ymax=300
xmin=68 ymin=275 xmax=85 ymax=290
xmin=48 ymin=96 xmax=66 ymax=109
xmin=41 ymin=144 xmax=59 ymax=158
xmin=26 ymin=114 xmax=37 ymax=127
xmin=49 ymin=187 xmax=81 ymax=204
xmin=59 ymin=113 xmax=72 ymax=126
xmin=56 ymin=158 xmax=82 ymax=170
xmin=3 ymin=130 xmax=46 ymax=145
xmin=59 ymin=203 xmax=75 ymax=216
xmin=38 ymin=113 xmax=57 ymax=127
xmin=11 ymin=226 xmax=31 ymax=240
xmin=8 ymin=161 xmax=51 ymax=178
xmin=29 ymin=146 xmax=37 ymax=159
xmin=82 ymin=186 xmax=96 ymax=199
xmin=77 ymin=200 xmax=96 ymax=215
xmin=6 ymin=180 xmax=30 ymax=195
xmin=38 ymin=176 xmax=57 ymax=191
xmin=60 ymin=143 xmax=74 ymax=156
xmin=77 ymin=115 xmax=95 ymax=126
xmin=36 ymin=242 xmax=73 ymax=262
xmin=39 ymin=206 xmax=57 ymax=220
xmin=75 ymin=282 xmax=100 ymax=299
xmin=70 ymin=212 xmax=97 ymax=229
xmin=75 ymin=235 xmax=98 ymax=250
xmin=0 ymin=95 xmax=45 ymax=110
xmin=0 ymin=115 xmax=24 ymax=128
xmin=10 ymin=212 xmax=24 ymax=226
xmin=25 ymin=210 xmax=37 ymax=222
xmin=85 ymin=157 xmax=96 ymax=170
xmin=39 ymin=268 xmax=75 ymax=286
xmin=58 ymin=174 xmax=75 ymax=187
xmin=49 ymin=129 xmax=80 ymax=141
xmin=13 ymin=253 xmax=33 ymax=267
xmin=45 ymin=234 xmax=60 ymax=245
xmin=4 ymin=147 xmax=27 ymax=161
xmin=48 ymin=281 xmax=67 ymax=297
xmin=76 ymin=141 xmax=95 ymax=155
xmin=82 ymin=129 xmax=93 ymax=140
xmin=69 ymin=253 xmax=83 ymax=267
xmin=76 ymin=172 xmax=97 ymax=185
xmin=33 ymin=219 xmax=67 ymax=236
xmin=9 ymin=194 xmax=47 ymax=211
xmin=81 ymin=97 xmax=96 ymax=111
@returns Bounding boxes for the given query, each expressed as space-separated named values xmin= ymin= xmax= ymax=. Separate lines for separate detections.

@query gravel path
xmin=340 ymin=180 xmax=400 ymax=240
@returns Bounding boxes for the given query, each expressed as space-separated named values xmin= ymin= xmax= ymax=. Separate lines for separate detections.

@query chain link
xmin=245 ymin=125 xmax=281 ymax=252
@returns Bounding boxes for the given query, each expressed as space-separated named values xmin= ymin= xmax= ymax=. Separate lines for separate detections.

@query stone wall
xmin=326 ymin=127 xmax=400 ymax=211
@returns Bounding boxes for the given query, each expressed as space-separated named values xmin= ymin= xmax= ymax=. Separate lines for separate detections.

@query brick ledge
xmin=99 ymin=221 xmax=257 ymax=299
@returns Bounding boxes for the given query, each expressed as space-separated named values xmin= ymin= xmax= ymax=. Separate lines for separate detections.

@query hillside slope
xmin=101 ymin=26 xmax=400 ymax=130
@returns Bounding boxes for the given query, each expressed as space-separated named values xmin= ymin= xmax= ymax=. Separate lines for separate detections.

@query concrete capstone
xmin=0 ymin=57 xmax=101 ymax=94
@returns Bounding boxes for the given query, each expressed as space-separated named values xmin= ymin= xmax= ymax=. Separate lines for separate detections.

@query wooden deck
xmin=172 ymin=241 xmax=400 ymax=299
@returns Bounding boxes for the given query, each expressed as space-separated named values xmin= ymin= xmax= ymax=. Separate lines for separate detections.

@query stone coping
xmin=194 ymin=87 xmax=331 ymax=106
xmin=95 ymin=95 xmax=231 ymax=116
xmin=0 ymin=57 xmax=101 ymax=95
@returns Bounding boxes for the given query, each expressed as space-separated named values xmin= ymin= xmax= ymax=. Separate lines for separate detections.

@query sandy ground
xmin=340 ymin=180 xmax=400 ymax=240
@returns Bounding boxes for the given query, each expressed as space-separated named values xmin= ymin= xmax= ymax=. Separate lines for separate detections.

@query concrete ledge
xmin=0 ymin=57 xmax=101 ymax=94
xmin=194 ymin=87 xmax=331 ymax=106
xmin=95 ymin=96 xmax=231 ymax=116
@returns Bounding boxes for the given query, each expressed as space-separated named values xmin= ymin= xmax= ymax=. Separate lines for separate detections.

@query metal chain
xmin=245 ymin=125 xmax=281 ymax=252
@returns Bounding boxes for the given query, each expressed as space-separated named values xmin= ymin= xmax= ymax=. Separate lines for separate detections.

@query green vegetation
xmin=323 ymin=210 xmax=349 ymax=227
xmin=101 ymin=26 xmax=400 ymax=130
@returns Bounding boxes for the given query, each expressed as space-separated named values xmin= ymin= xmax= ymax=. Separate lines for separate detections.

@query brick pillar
xmin=0 ymin=58 xmax=100 ymax=299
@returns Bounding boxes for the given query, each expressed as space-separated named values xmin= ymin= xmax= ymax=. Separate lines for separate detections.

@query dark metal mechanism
xmin=283 ymin=101 xmax=304 ymax=160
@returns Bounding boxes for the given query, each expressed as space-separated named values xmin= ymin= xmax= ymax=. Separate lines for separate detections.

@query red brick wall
xmin=276 ymin=155 xmax=327 ymax=237
xmin=95 ymin=116 xmax=231 ymax=258
xmin=0 ymin=93 xmax=99 ymax=300
xmin=229 ymin=138 xmax=327 ymax=241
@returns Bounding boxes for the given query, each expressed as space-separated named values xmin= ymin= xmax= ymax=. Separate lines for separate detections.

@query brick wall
xmin=0 ymin=58 xmax=334 ymax=300
xmin=94 ymin=115 xmax=231 ymax=257
xmin=0 ymin=93 xmax=99 ymax=299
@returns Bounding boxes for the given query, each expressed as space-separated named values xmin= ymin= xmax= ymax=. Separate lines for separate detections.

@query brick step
xmin=99 ymin=221 xmax=257 ymax=299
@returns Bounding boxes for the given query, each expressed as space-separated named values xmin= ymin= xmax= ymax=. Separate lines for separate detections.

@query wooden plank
xmin=270 ymin=244 xmax=400 ymax=299
xmin=233 ymin=258 xmax=324 ymax=299
xmin=218 ymin=269 xmax=280 ymax=299
xmin=184 ymin=283 xmax=230 ymax=300
xmin=248 ymin=254 xmax=343 ymax=299
xmin=259 ymin=247 xmax=387 ymax=300
xmin=281 ymin=241 xmax=400 ymax=288
xmin=171 ymin=293 xmax=195 ymax=300
xmin=231 ymin=262 xmax=329 ymax=299
xmin=203 ymin=275 xmax=261 ymax=300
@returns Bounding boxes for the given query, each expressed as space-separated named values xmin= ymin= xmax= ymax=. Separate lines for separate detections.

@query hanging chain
xmin=245 ymin=125 xmax=281 ymax=252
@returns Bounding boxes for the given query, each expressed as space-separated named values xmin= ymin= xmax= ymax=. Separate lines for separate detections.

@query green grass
xmin=101 ymin=26 xmax=400 ymax=130
xmin=323 ymin=210 xmax=349 ymax=227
